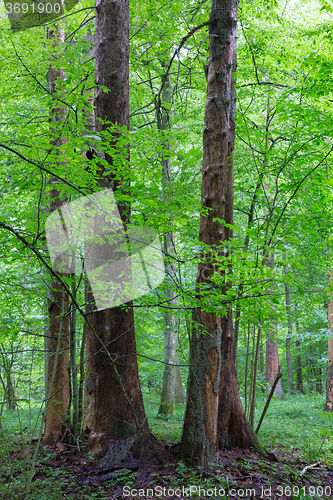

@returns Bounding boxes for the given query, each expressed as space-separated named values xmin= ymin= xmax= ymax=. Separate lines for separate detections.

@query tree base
xmin=88 ymin=430 xmax=163 ymax=466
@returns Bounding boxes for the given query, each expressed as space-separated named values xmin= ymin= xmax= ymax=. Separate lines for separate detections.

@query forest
xmin=1 ymin=0 xmax=333 ymax=498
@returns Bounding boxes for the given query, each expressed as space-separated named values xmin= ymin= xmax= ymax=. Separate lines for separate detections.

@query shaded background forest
xmin=1 ymin=0 xmax=333 ymax=496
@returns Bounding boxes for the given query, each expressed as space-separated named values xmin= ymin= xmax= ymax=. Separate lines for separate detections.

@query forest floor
xmin=1 ymin=393 xmax=333 ymax=499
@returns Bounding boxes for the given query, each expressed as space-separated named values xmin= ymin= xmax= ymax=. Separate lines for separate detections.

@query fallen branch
xmin=255 ymin=367 xmax=282 ymax=434
xmin=300 ymin=461 xmax=323 ymax=476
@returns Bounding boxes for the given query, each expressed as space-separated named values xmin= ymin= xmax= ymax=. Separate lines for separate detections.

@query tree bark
xmin=85 ymin=0 xmax=150 ymax=460
xmin=180 ymin=0 xmax=260 ymax=467
xmin=43 ymin=23 xmax=70 ymax=446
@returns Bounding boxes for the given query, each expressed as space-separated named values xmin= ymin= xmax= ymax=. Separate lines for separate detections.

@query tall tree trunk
xmin=85 ymin=0 xmax=150 ymax=460
xmin=295 ymin=317 xmax=304 ymax=394
xmin=284 ymin=264 xmax=295 ymax=394
xmin=157 ymin=66 xmax=183 ymax=416
xmin=325 ymin=279 xmax=333 ymax=410
xmin=249 ymin=326 xmax=261 ymax=428
xmin=180 ymin=0 xmax=260 ymax=467
xmin=43 ymin=23 xmax=70 ymax=446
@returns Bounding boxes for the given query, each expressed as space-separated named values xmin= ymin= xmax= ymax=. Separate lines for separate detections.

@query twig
xmin=300 ymin=461 xmax=323 ymax=476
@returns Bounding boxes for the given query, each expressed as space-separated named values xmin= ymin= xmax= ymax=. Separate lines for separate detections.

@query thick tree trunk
xmin=325 ymin=283 xmax=333 ymax=410
xmin=284 ymin=265 xmax=295 ymax=394
xmin=85 ymin=0 xmax=150 ymax=460
xmin=43 ymin=23 xmax=70 ymax=446
xmin=265 ymin=331 xmax=284 ymax=399
xmin=180 ymin=0 xmax=260 ymax=467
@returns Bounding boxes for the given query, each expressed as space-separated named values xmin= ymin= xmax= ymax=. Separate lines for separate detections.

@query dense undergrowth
xmin=0 ymin=392 xmax=333 ymax=499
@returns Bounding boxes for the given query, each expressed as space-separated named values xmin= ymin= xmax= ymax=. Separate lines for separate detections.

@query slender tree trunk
xmin=0 ymin=347 xmax=16 ymax=411
xmin=85 ymin=0 xmax=150 ymax=460
xmin=325 ymin=278 xmax=333 ymax=410
xmin=157 ymin=69 xmax=183 ymax=415
xmin=43 ymin=23 xmax=70 ymax=446
xmin=244 ymin=321 xmax=250 ymax=415
xmin=175 ymin=352 xmax=184 ymax=404
xmin=308 ymin=361 xmax=314 ymax=394
xmin=78 ymin=318 xmax=87 ymax=432
xmin=158 ymin=231 xmax=177 ymax=416
xmin=233 ymin=305 xmax=240 ymax=374
xmin=284 ymin=264 xmax=295 ymax=394
xmin=316 ymin=366 xmax=322 ymax=393
xmin=259 ymin=337 xmax=264 ymax=376
xmin=295 ymin=318 xmax=304 ymax=394
xmin=69 ymin=272 xmax=79 ymax=437
xmin=180 ymin=0 xmax=260 ymax=467
xmin=249 ymin=326 xmax=261 ymax=428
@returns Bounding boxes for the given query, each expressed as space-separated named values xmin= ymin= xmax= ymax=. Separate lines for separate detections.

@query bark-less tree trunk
xmin=284 ymin=264 xmax=295 ymax=394
xmin=180 ymin=0 xmax=261 ymax=467
xmin=85 ymin=0 xmax=150 ymax=461
xmin=325 ymin=276 xmax=333 ymax=410
xmin=43 ymin=23 xmax=70 ymax=446
xmin=157 ymin=65 xmax=183 ymax=416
